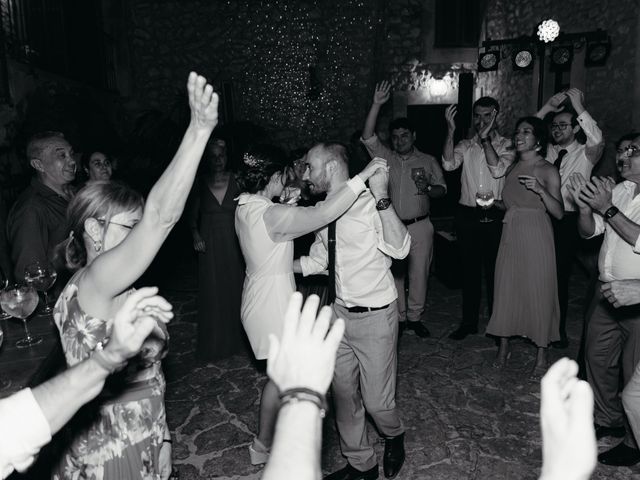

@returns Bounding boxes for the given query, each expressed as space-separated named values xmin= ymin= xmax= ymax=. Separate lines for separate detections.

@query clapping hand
xmin=567 ymin=172 xmax=591 ymax=212
xmin=187 ymin=72 xmax=219 ymax=133
xmin=267 ymin=293 xmax=345 ymax=394
xmin=578 ymin=176 xmax=614 ymax=215
xmin=539 ymin=358 xmax=596 ymax=480
xmin=373 ymin=81 xmax=391 ymax=105
xmin=445 ymin=104 xmax=457 ymax=132
xmin=358 ymin=157 xmax=388 ymax=183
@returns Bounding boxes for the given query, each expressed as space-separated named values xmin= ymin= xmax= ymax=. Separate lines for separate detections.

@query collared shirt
xmin=0 ymin=388 xmax=51 ymax=479
xmin=546 ymin=111 xmax=604 ymax=212
xmin=442 ymin=133 xmax=515 ymax=207
xmin=360 ymin=135 xmax=446 ymax=220
xmin=300 ymin=189 xmax=410 ymax=308
xmin=6 ymin=179 xmax=71 ymax=280
xmin=587 ymin=181 xmax=640 ymax=282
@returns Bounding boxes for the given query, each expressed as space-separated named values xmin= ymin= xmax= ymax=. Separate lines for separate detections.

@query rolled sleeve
xmin=586 ymin=214 xmax=606 ymax=239
xmin=633 ymin=234 xmax=640 ymax=254
xmin=299 ymin=232 xmax=329 ymax=276
xmin=361 ymin=134 xmax=394 ymax=160
xmin=378 ymin=231 xmax=411 ymax=260
xmin=0 ymin=388 xmax=51 ymax=477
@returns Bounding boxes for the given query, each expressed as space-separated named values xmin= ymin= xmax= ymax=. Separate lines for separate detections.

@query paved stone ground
xmin=161 ymin=267 xmax=640 ymax=480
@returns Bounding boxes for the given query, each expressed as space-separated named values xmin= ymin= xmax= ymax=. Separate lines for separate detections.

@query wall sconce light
xmin=512 ymin=47 xmax=535 ymax=71
xmin=550 ymin=45 xmax=573 ymax=70
xmin=478 ymin=49 xmax=500 ymax=72
xmin=428 ymin=78 xmax=448 ymax=97
xmin=585 ymin=38 xmax=611 ymax=66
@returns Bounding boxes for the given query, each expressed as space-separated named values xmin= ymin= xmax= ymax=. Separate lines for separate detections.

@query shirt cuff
xmin=0 ymin=388 xmax=52 ymax=474
xmin=379 ymin=232 xmax=411 ymax=259
xmin=633 ymin=234 xmax=640 ymax=254
xmin=360 ymin=134 xmax=378 ymax=146
xmin=347 ymin=176 xmax=366 ymax=195
xmin=299 ymin=256 xmax=327 ymax=277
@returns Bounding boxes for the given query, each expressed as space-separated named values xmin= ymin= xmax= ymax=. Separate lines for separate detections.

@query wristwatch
xmin=376 ymin=198 xmax=392 ymax=211
xmin=604 ymin=206 xmax=619 ymax=221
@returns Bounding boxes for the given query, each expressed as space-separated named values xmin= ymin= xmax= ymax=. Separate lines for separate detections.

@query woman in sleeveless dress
xmin=234 ymin=144 xmax=385 ymax=464
xmin=51 ymin=72 xmax=218 ymax=480
xmin=486 ymin=116 xmax=564 ymax=375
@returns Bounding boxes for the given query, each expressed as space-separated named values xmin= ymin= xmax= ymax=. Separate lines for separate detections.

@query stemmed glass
xmin=0 ymin=279 xmax=10 ymax=320
xmin=24 ymin=261 xmax=57 ymax=314
xmin=0 ymin=322 xmax=10 ymax=390
xmin=476 ymin=190 xmax=495 ymax=223
xmin=411 ymin=167 xmax=427 ymax=195
xmin=0 ymin=284 xmax=41 ymax=348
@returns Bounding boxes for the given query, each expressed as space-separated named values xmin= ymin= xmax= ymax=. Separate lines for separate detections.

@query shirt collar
xmin=554 ymin=140 xmax=580 ymax=154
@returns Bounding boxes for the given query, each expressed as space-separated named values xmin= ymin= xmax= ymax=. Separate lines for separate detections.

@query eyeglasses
xmin=617 ymin=145 xmax=640 ymax=157
xmin=550 ymin=123 xmax=571 ymax=131
xmin=97 ymin=219 xmax=135 ymax=230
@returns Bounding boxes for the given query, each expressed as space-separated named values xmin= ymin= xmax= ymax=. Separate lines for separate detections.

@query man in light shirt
xmin=0 ymin=287 xmax=173 ymax=479
xmin=361 ymin=81 xmax=447 ymax=339
xmin=294 ymin=143 xmax=410 ymax=480
xmin=537 ymin=89 xmax=604 ymax=348
xmin=567 ymin=134 xmax=640 ymax=467
xmin=442 ymin=97 xmax=515 ymax=340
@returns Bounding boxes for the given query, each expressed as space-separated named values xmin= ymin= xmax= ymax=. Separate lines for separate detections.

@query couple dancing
xmin=234 ymin=142 xmax=411 ymax=479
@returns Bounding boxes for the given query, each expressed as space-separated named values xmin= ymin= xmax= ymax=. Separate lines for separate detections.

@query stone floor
xmin=161 ymin=268 xmax=640 ymax=480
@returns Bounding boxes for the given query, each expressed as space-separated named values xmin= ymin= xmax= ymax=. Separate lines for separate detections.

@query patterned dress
xmin=52 ymin=269 xmax=169 ymax=480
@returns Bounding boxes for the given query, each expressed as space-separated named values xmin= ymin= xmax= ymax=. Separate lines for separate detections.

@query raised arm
xmin=85 ymin=73 xmax=218 ymax=298
xmin=565 ymin=88 xmax=603 ymax=164
xmin=442 ymin=104 xmax=463 ymax=171
xmin=362 ymin=81 xmax=390 ymax=140
xmin=536 ymin=92 xmax=567 ymax=119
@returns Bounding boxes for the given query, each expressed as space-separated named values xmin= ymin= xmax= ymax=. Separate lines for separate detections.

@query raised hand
xmin=357 ymin=156 xmax=388 ymax=183
xmin=539 ymin=358 xmax=596 ymax=480
xmin=267 ymin=293 xmax=345 ymax=394
xmin=518 ymin=175 xmax=543 ymax=195
xmin=187 ymin=72 xmax=219 ymax=133
xmin=567 ymin=172 xmax=591 ymax=212
xmin=601 ymin=280 xmax=640 ymax=308
xmin=445 ymin=104 xmax=457 ymax=132
xmin=478 ymin=109 xmax=497 ymax=139
xmin=565 ymin=88 xmax=585 ymax=115
xmin=373 ymin=81 xmax=391 ymax=105
xmin=368 ymin=164 xmax=390 ymax=200
xmin=545 ymin=91 xmax=567 ymax=113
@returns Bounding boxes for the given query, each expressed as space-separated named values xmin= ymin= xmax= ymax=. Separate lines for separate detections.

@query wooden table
xmin=0 ymin=312 xmax=64 ymax=399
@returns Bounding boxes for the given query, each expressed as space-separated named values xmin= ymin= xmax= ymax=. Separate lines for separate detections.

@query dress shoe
xmin=448 ymin=325 xmax=478 ymax=340
xmin=407 ymin=321 xmax=430 ymax=338
xmin=594 ymin=424 xmax=625 ymax=440
xmin=598 ymin=443 xmax=640 ymax=466
xmin=383 ymin=433 xmax=405 ymax=478
xmin=324 ymin=463 xmax=379 ymax=480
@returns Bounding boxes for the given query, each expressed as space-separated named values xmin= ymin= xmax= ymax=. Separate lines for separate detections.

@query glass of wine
xmin=24 ymin=261 xmax=57 ymax=315
xmin=411 ymin=167 xmax=427 ymax=195
xmin=0 ymin=284 xmax=41 ymax=348
xmin=475 ymin=190 xmax=495 ymax=223
xmin=0 ymin=279 xmax=10 ymax=320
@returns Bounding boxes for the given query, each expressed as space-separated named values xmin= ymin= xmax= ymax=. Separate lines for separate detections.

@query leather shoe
xmin=407 ymin=321 xmax=430 ymax=338
xmin=383 ymin=433 xmax=405 ymax=478
xmin=598 ymin=443 xmax=640 ymax=466
xmin=448 ymin=325 xmax=478 ymax=340
xmin=324 ymin=464 xmax=378 ymax=480
xmin=594 ymin=423 xmax=625 ymax=440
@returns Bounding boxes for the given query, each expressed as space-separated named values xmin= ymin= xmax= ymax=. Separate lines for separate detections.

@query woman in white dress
xmin=234 ymin=143 xmax=385 ymax=464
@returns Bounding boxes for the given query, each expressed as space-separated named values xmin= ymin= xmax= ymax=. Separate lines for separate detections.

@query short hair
xmin=58 ymin=181 xmax=144 ymax=271
xmin=26 ymin=131 xmax=66 ymax=160
xmin=81 ymin=150 xmax=110 ymax=173
xmin=473 ymin=97 xmax=500 ymax=113
xmin=515 ymin=116 xmax=549 ymax=157
xmin=235 ymin=144 xmax=287 ymax=194
xmin=615 ymin=132 xmax=640 ymax=150
xmin=389 ymin=118 xmax=415 ymax=134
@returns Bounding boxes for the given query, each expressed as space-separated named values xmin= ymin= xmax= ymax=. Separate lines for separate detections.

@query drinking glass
xmin=0 ymin=323 xmax=10 ymax=390
xmin=0 ymin=284 xmax=41 ymax=348
xmin=24 ymin=261 xmax=57 ymax=314
xmin=0 ymin=279 xmax=10 ymax=320
xmin=411 ymin=167 xmax=427 ymax=195
xmin=475 ymin=191 xmax=495 ymax=223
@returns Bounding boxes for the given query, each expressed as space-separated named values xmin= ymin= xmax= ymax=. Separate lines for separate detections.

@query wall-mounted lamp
xmin=428 ymin=78 xmax=449 ymax=97
xmin=512 ymin=47 xmax=535 ymax=71
xmin=585 ymin=38 xmax=611 ymax=66
xmin=550 ymin=45 xmax=573 ymax=70
xmin=478 ymin=49 xmax=500 ymax=72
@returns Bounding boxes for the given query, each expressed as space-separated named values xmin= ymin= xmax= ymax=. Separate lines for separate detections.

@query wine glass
xmin=475 ymin=190 xmax=495 ymax=223
xmin=24 ymin=261 xmax=57 ymax=314
xmin=0 ymin=322 xmax=10 ymax=390
xmin=0 ymin=278 xmax=10 ymax=320
xmin=0 ymin=284 xmax=41 ymax=348
xmin=411 ymin=167 xmax=427 ymax=195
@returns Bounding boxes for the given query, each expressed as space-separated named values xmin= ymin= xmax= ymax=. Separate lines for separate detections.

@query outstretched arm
xmin=565 ymin=88 xmax=603 ymax=164
xmin=362 ymin=81 xmax=390 ymax=140
xmin=442 ymin=104 xmax=464 ymax=171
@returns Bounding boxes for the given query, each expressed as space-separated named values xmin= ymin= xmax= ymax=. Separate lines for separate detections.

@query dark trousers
xmin=455 ymin=205 xmax=503 ymax=329
xmin=552 ymin=212 xmax=580 ymax=341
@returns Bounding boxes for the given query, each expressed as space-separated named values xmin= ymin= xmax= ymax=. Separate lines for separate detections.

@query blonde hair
xmin=58 ymin=181 xmax=144 ymax=271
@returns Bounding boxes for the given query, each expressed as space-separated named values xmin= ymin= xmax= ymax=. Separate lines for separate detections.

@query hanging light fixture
xmin=537 ymin=19 xmax=560 ymax=43
xmin=477 ymin=48 xmax=500 ymax=72
xmin=512 ymin=46 xmax=535 ymax=71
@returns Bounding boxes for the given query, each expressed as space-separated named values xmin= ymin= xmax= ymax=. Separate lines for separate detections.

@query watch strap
xmin=604 ymin=206 xmax=619 ymax=220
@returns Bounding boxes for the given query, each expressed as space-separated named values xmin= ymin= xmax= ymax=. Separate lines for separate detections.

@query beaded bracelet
xmin=279 ymin=387 xmax=328 ymax=419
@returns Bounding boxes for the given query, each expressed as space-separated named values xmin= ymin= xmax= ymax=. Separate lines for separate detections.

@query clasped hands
xmin=567 ymin=172 xmax=615 ymax=215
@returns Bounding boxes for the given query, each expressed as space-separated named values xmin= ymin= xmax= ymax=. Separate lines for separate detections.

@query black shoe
xmin=324 ymin=464 xmax=379 ymax=480
xmin=448 ymin=325 xmax=478 ymax=340
xmin=407 ymin=321 xmax=430 ymax=338
xmin=595 ymin=424 xmax=626 ymax=440
xmin=598 ymin=443 xmax=640 ymax=466
xmin=383 ymin=433 xmax=405 ymax=478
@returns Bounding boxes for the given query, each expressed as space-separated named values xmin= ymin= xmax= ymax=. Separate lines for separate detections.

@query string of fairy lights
xmin=231 ymin=0 xmax=377 ymax=143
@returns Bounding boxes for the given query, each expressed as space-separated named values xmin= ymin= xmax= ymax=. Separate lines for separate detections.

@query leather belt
xmin=402 ymin=214 xmax=428 ymax=226
xmin=346 ymin=303 xmax=390 ymax=313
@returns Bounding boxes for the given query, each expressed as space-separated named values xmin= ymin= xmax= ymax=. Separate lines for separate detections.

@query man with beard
xmin=294 ymin=142 xmax=410 ymax=479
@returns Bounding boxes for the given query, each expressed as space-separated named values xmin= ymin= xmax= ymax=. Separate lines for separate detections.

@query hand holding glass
xmin=411 ymin=167 xmax=427 ymax=195
xmin=476 ymin=191 xmax=495 ymax=223
xmin=24 ymin=261 xmax=57 ymax=314
xmin=0 ymin=284 xmax=41 ymax=348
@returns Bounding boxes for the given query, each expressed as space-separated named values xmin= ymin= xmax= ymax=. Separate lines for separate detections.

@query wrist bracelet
xmin=92 ymin=339 xmax=127 ymax=374
xmin=279 ymin=387 xmax=328 ymax=418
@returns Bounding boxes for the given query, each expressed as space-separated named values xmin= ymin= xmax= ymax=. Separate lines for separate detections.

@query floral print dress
xmin=51 ymin=269 xmax=169 ymax=480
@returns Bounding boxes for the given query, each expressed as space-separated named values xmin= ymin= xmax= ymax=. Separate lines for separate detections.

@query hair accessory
xmin=243 ymin=152 xmax=263 ymax=168
xmin=68 ymin=230 xmax=75 ymax=240
xmin=94 ymin=239 xmax=102 ymax=252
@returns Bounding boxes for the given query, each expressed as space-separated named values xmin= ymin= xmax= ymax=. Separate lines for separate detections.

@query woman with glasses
xmin=50 ymin=72 xmax=218 ymax=480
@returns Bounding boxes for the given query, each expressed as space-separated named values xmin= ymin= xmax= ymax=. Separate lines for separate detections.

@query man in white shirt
xmin=0 ymin=287 xmax=173 ymax=479
xmin=442 ymin=97 xmax=515 ymax=340
xmin=294 ymin=143 xmax=410 ymax=480
xmin=568 ymin=134 xmax=640 ymax=466
xmin=537 ymin=89 xmax=604 ymax=348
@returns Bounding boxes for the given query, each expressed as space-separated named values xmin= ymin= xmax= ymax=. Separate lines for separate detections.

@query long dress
xmin=190 ymin=175 xmax=245 ymax=361
xmin=235 ymin=178 xmax=365 ymax=360
xmin=486 ymin=161 xmax=560 ymax=347
xmin=52 ymin=270 xmax=169 ymax=480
